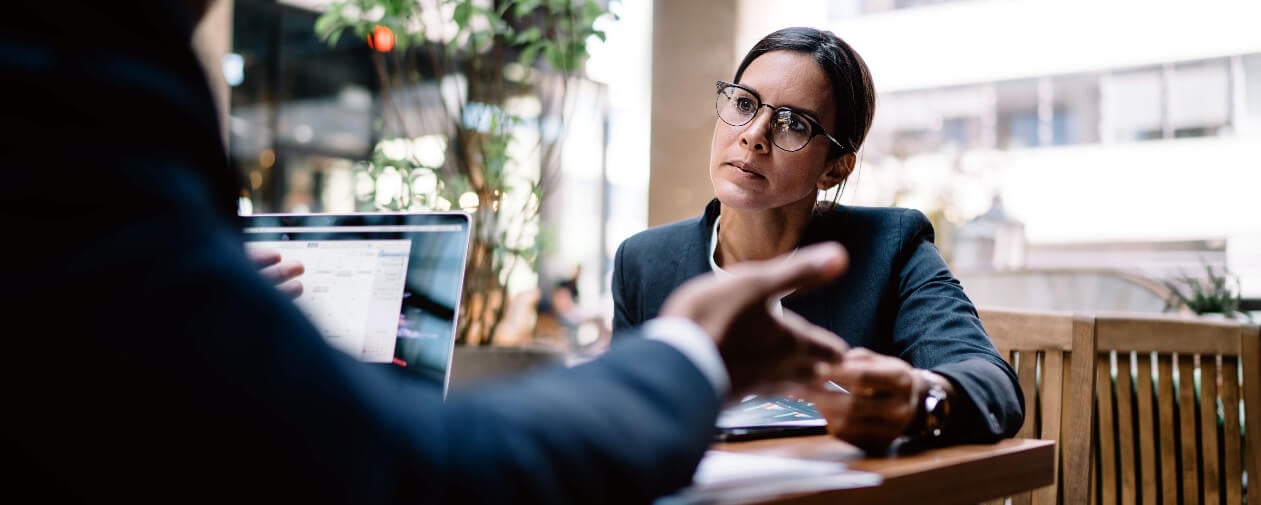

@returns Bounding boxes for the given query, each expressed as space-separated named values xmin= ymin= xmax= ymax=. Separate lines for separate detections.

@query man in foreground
xmin=0 ymin=1 xmax=851 ymax=503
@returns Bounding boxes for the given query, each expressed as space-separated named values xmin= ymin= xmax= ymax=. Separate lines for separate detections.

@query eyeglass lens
xmin=716 ymin=85 xmax=813 ymax=151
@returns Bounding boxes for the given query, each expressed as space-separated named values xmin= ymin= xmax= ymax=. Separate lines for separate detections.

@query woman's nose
xmin=738 ymin=108 xmax=773 ymax=153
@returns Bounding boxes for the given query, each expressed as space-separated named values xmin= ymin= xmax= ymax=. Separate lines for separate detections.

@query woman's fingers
xmin=809 ymin=391 xmax=915 ymax=453
xmin=828 ymin=350 xmax=914 ymax=397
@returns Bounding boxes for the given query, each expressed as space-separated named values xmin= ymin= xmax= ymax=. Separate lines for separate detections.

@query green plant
xmin=314 ymin=0 xmax=612 ymax=346
xmin=1163 ymin=261 xmax=1242 ymax=317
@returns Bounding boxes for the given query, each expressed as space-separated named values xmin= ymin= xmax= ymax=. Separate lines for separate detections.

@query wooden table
xmin=709 ymin=436 xmax=1055 ymax=505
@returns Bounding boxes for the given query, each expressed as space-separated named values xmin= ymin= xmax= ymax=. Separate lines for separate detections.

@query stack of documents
xmin=656 ymin=450 xmax=882 ymax=505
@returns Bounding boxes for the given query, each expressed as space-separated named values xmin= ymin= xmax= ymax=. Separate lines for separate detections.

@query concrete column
xmin=192 ymin=0 xmax=234 ymax=148
xmin=648 ymin=0 xmax=739 ymax=227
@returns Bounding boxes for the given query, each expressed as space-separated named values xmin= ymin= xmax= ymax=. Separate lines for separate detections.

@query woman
xmin=612 ymin=27 xmax=1023 ymax=452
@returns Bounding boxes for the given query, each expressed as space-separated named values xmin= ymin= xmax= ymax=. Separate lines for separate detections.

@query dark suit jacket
xmin=1 ymin=3 xmax=716 ymax=503
xmin=613 ymin=199 xmax=1024 ymax=444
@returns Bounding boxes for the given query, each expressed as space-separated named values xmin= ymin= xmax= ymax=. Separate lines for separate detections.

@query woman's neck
xmin=716 ymin=199 xmax=814 ymax=267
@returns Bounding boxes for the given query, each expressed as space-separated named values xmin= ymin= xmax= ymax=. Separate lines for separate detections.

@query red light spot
xmin=368 ymin=25 xmax=395 ymax=53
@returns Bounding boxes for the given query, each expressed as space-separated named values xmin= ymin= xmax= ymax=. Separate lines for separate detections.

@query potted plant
xmin=314 ymin=0 xmax=612 ymax=355
xmin=1163 ymin=261 xmax=1243 ymax=319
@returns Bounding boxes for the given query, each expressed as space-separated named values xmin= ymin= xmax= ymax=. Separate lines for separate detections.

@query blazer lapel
xmin=678 ymin=198 xmax=722 ymax=283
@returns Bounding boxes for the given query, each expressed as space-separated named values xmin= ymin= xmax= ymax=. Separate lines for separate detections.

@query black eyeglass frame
xmin=714 ymin=80 xmax=848 ymax=153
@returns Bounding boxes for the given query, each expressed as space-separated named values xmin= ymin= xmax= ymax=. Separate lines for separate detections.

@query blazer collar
xmin=701 ymin=198 xmax=844 ymax=250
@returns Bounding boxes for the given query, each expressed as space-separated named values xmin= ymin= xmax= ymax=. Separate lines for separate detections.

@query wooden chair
xmin=1090 ymin=314 xmax=1260 ymax=505
xmin=978 ymin=307 xmax=1098 ymax=505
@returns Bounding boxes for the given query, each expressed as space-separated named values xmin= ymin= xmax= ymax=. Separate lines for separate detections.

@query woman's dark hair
xmin=733 ymin=27 xmax=876 ymax=160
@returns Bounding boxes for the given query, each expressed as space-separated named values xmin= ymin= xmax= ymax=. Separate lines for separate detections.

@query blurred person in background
xmin=0 ymin=2 xmax=854 ymax=503
xmin=612 ymin=26 xmax=1023 ymax=454
xmin=537 ymin=269 xmax=613 ymax=354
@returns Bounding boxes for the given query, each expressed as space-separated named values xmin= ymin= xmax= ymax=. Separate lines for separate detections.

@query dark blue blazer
xmin=613 ymin=199 xmax=1024 ymax=444
xmin=1 ymin=3 xmax=716 ymax=503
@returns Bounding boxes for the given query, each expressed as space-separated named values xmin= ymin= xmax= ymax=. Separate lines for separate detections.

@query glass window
xmin=1240 ymin=54 xmax=1261 ymax=123
xmin=995 ymin=79 xmax=1040 ymax=149
xmin=876 ymin=85 xmax=988 ymax=157
xmin=1169 ymin=59 xmax=1229 ymax=138
xmin=894 ymin=0 xmax=954 ymax=8
xmin=826 ymin=0 xmax=864 ymax=19
xmin=1107 ymin=67 xmax=1163 ymax=142
xmin=1051 ymin=74 xmax=1101 ymax=145
xmin=877 ymin=90 xmax=939 ymax=157
xmin=931 ymin=85 xmax=989 ymax=151
xmin=861 ymin=0 xmax=898 ymax=13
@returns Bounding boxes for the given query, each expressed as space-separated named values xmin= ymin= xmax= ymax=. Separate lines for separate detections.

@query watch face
xmin=922 ymin=384 xmax=949 ymax=438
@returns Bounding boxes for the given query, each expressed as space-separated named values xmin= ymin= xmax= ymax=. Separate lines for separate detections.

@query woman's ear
xmin=816 ymin=153 xmax=856 ymax=190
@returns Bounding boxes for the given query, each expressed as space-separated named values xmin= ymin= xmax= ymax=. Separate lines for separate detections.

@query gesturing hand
xmin=247 ymin=248 xmax=305 ymax=299
xmin=659 ymin=242 xmax=851 ymax=396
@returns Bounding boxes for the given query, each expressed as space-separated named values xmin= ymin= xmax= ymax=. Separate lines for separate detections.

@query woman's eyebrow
xmin=786 ymin=105 xmax=823 ymax=122
xmin=737 ymin=81 xmax=824 ymax=122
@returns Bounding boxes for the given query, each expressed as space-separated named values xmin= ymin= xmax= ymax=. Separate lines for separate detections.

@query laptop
xmin=714 ymin=394 xmax=828 ymax=441
xmin=240 ymin=211 xmax=472 ymax=396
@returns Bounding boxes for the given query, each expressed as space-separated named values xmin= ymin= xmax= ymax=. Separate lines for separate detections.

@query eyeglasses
xmin=714 ymin=80 xmax=847 ymax=153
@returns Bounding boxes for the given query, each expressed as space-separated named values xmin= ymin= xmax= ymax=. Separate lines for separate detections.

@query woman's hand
xmin=807 ymin=348 xmax=953 ymax=454
xmin=247 ymin=248 xmax=305 ymax=299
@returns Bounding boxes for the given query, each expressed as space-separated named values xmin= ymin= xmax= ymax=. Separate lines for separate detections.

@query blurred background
xmin=207 ymin=0 xmax=1261 ymax=350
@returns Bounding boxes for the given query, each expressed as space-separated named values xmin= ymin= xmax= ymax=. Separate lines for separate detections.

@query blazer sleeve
xmin=440 ymin=337 xmax=718 ymax=503
xmin=611 ymin=240 xmax=639 ymax=333
xmin=889 ymin=209 xmax=1025 ymax=444
xmin=9 ymin=169 xmax=718 ymax=505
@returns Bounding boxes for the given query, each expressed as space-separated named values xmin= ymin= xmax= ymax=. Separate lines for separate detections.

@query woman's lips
xmin=730 ymin=161 xmax=765 ymax=179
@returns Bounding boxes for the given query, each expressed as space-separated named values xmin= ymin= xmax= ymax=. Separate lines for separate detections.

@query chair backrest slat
xmin=1113 ymin=352 xmax=1137 ymax=505
xmin=1061 ymin=321 xmax=1096 ymax=505
xmin=1176 ymin=354 xmax=1200 ymax=505
xmin=979 ymin=308 xmax=1096 ymax=505
xmin=1221 ymin=356 xmax=1242 ymax=505
xmin=1154 ymin=354 xmax=1176 ymax=503
xmin=1242 ymin=326 xmax=1261 ymax=505
xmin=1134 ymin=354 xmax=1158 ymax=503
xmin=1016 ymin=353 xmax=1039 ymax=440
xmin=1199 ymin=357 xmax=1221 ymax=505
xmin=1095 ymin=354 xmax=1117 ymax=505
xmin=1034 ymin=349 xmax=1065 ymax=505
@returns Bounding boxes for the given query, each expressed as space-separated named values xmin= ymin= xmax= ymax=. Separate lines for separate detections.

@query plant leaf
xmin=518 ymin=40 xmax=546 ymax=67
xmin=453 ymin=1 xmax=472 ymax=30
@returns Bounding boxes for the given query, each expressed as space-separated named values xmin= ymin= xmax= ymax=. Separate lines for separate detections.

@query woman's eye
xmin=735 ymin=97 xmax=756 ymax=113
xmin=788 ymin=116 xmax=808 ymax=132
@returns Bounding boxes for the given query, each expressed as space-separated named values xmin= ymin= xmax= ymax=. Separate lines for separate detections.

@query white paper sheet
xmin=656 ymin=450 xmax=882 ymax=505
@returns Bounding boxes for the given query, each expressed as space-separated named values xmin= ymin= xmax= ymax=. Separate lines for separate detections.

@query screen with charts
xmin=241 ymin=212 xmax=471 ymax=390
xmin=717 ymin=394 xmax=826 ymax=428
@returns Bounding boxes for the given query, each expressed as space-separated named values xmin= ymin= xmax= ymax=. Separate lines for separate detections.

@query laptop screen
xmin=240 ymin=212 xmax=472 ymax=393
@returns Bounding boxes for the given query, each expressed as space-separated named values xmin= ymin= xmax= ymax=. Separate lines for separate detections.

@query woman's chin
xmin=714 ymin=186 xmax=770 ymax=210
xmin=715 ymin=187 xmax=818 ymax=213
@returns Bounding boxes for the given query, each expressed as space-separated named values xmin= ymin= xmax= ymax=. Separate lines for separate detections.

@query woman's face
xmin=708 ymin=50 xmax=844 ymax=212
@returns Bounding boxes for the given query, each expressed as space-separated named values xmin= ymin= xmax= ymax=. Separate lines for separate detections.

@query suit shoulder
xmin=835 ymin=206 xmax=933 ymax=235
xmin=618 ymin=215 xmax=704 ymax=257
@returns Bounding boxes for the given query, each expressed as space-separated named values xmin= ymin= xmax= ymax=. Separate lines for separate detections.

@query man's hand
xmin=659 ymin=242 xmax=851 ymax=396
xmin=808 ymin=348 xmax=956 ymax=454
xmin=247 ymin=248 xmax=305 ymax=299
